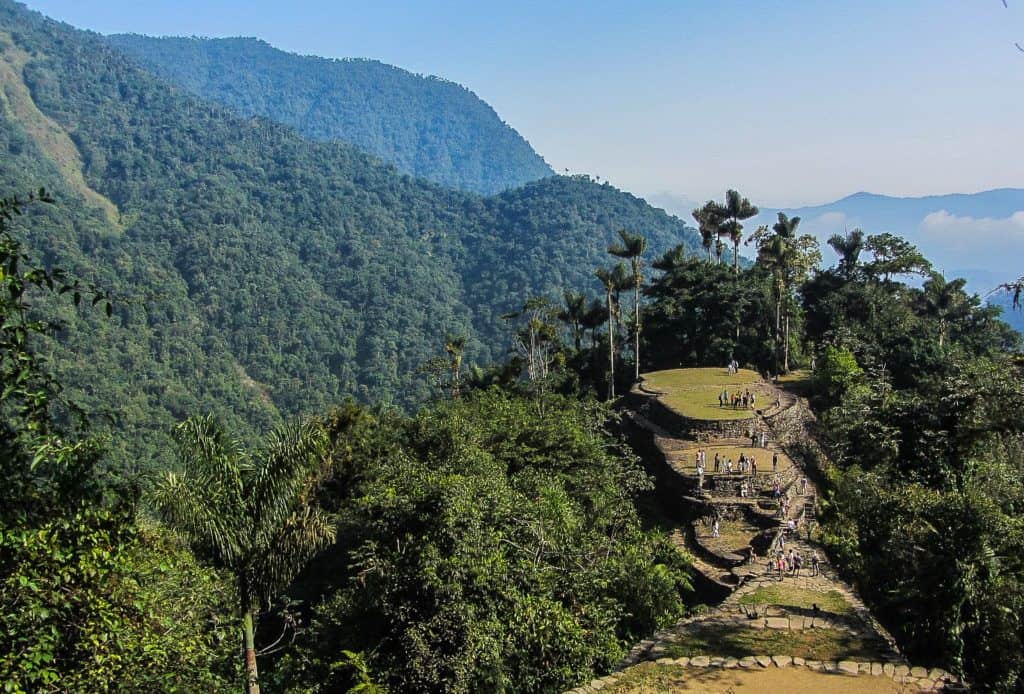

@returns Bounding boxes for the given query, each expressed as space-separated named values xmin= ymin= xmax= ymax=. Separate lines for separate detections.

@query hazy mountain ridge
xmin=0 ymin=0 xmax=701 ymax=468
xmin=104 ymin=33 xmax=553 ymax=194
xmin=759 ymin=189 xmax=1024 ymax=331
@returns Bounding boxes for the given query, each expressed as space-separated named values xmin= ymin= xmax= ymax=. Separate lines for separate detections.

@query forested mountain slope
xmin=0 ymin=0 xmax=701 ymax=470
xmin=104 ymin=34 xmax=553 ymax=194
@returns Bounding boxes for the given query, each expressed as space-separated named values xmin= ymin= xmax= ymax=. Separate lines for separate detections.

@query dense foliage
xmin=105 ymin=34 xmax=553 ymax=194
xmin=794 ymin=236 xmax=1024 ymax=691
xmin=275 ymin=390 xmax=691 ymax=693
xmin=0 ymin=0 xmax=701 ymax=472
xmin=0 ymin=193 xmax=236 ymax=692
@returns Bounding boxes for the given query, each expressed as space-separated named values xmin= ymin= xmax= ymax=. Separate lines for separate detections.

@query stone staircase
xmin=576 ymin=374 xmax=967 ymax=692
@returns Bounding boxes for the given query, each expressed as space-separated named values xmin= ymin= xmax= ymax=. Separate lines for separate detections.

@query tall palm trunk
xmin=783 ymin=313 xmax=791 ymax=373
xmin=733 ymin=238 xmax=740 ymax=273
xmin=775 ymin=292 xmax=782 ymax=374
xmin=606 ymin=288 xmax=615 ymax=399
xmin=241 ymin=597 xmax=260 ymax=694
xmin=633 ymin=281 xmax=641 ymax=381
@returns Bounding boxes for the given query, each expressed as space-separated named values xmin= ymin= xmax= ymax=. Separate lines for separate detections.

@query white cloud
xmin=815 ymin=211 xmax=849 ymax=228
xmin=920 ymin=209 xmax=1024 ymax=237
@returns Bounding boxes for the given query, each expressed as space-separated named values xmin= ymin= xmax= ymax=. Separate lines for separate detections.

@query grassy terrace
xmin=697 ymin=519 xmax=763 ymax=557
xmin=738 ymin=585 xmax=853 ymax=615
xmin=670 ymin=444 xmax=793 ymax=474
xmin=659 ymin=622 xmax=882 ymax=662
xmin=641 ymin=368 xmax=768 ymax=421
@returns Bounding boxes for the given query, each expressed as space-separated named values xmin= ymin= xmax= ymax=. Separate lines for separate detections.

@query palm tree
xmin=595 ymin=266 xmax=618 ymax=399
xmin=557 ymin=289 xmax=588 ymax=353
xmin=149 ymin=416 xmax=334 ymax=694
xmin=580 ymin=298 xmax=607 ymax=349
xmin=692 ymin=202 xmax=721 ymax=263
xmin=609 ymin=229 xmax=648 ymax=381
xmin=444 ymin=334 xmax=467 ymax=397
xmin=828 ymin=229 xmax=865 ymax=279
xmin=713 ymin=189 xmax=759 ymax=272
xmin=919 ymin=272 xmax=969 ymax=350
xmin=652 ymin=243 xmax=687 ymax=274
xmin=753 ymin=214 xmax=799 ymax=371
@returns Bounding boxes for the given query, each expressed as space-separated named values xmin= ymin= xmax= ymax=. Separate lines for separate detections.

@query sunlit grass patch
xmin=738 ymin=585 xmax=852 ymax=615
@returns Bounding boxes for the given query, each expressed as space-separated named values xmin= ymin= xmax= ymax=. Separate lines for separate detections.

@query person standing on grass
xmin=772 ymin=451 xmax=779 ymax=472
xmin=712 ymin=518 xmax=720 ymax=538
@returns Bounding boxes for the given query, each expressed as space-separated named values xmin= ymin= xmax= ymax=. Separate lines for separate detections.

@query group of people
xmin=720 ymin=388 xmax=757 ymax=409
xmin=693 ymin=449 xmax=773 ymax=477
xmin=769 ymin=548 xmax=820 ymax=578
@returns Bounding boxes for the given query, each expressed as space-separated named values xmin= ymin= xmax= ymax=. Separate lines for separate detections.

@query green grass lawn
xmin=641 ymin=369 xmax=771 ymax=421
xmin=660 ymin=622 xmax=881 ymax=661
xmin=643 ymin=367 xmax=761 ymax=389
xmin=698 ymin=519 xmax=762 ymax=556
xmin=738 ymin=585 xmax=853 ymax=615
xmin=662 ymin=387 xmax=756 ymax=420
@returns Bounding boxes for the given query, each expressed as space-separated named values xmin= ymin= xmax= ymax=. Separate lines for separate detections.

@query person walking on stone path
xmin=760 ymin=431 xmax=768 ymax=448
xmin=794 ymin=551 xmax=803 ymax=577
xmin=751 ymin=458 xmax=757 ymax=476
xmin=799 ymin=476 xmax=807 ymax=495
xmin=714 ymin=452 xmax=721 ymax=472
xmin=711 ymin=518 xmax=720 ymax=538
xmin=772 ymin=451 xmax=779 ymax=472
xmin=811 ymin=551 xmax=820 ymax=577
xmin=749 ymin=429 xmax=757 ymax=447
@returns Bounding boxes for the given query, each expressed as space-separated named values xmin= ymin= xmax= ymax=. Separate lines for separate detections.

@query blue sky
xmin=23 ymin=0 xmax=1024 ymax=207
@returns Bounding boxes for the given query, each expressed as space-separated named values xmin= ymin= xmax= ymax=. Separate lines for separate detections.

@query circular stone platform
xmin=640 ymin=368 xmax=776 ymax=422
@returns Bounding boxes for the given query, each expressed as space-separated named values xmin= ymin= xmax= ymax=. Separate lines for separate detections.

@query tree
xmin=918 ymin=272 xmax=969 ymax=350
xmin=595 ymin=267 xmax=618 ymax=399
xmin=828 ymin=229 xmax=866 ymax=279
xmin=608 ymin=229 xmax=648 ymax=381
xmin=558 ymin=289 xmax=588 ymax=353
xmin=864 ymin=233 xmax=931 ymax=281
xmin=581 ymin=298 xmax=608 ymax=350
xmin=748 ymin=213 xmax=821 ymax=372
xmin=652 ymin=243 xmax=687 ymax=274
xmin=149 ymin=415 xmax=335 ymax=694
xmin=692 ymin=202 xmax=721 ymax=263
xmin=993 ymin=275 xmax=1024 ymax=309
xmin=504 ymin=296 xmax=563 ymax=390
xmin=444 ymin=334 xmax=467 ymax=397
xmin=713 ymin=189 xmax=759 ymax=272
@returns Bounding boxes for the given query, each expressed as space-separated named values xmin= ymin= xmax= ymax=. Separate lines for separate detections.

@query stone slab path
xmin=567 ymin=374 xmax=966 ymax=692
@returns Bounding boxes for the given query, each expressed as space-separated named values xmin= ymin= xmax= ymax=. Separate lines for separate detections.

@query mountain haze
xmin=105 ymin=34 xmax=553 ymax=194
xmin=0 ymin=0 xmax=700 ymax=468
xmin=756 ymin=189 xmax=1024 ymax=331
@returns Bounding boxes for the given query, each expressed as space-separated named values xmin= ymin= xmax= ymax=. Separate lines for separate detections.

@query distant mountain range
xmin=105 ymin=34 xmax=554 ymax=194
xmin=646 ymin=188 xmax=1024 ymax=332
xmin=0 ymin=0 xmax=701 ymax=469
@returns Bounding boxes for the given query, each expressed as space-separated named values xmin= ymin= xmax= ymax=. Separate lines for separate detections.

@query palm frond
xmin=149 ymin=470 xmax=245 ymax=566
xmin=249 ymin=505 xmax=337 ymax=604
xmin=247 ymin=418 xmax=330 ymax=548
